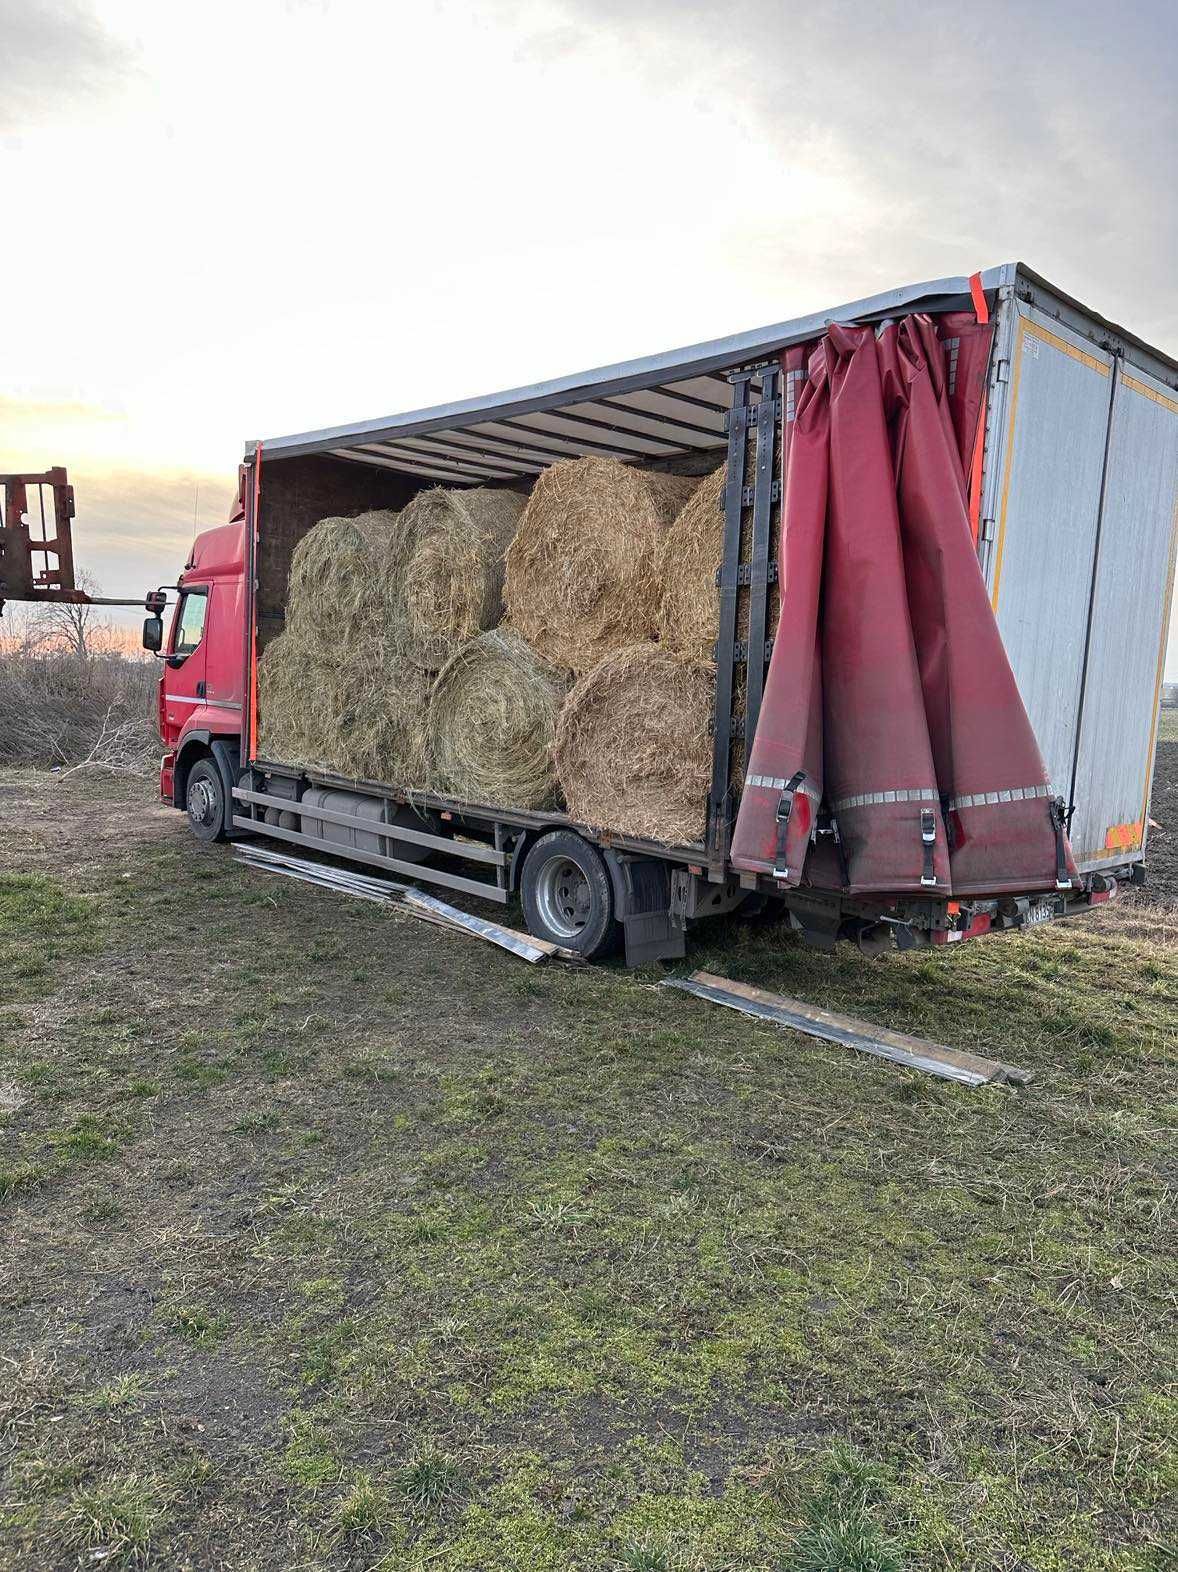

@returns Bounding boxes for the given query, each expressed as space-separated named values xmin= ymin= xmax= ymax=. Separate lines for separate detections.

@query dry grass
xmin=428 ymin=629 xmax=570 ymax=809
xmin=399 ymin=488 xmax=526 ymax=670
xmin=0 ymin=652 xmax=157 ymax=771
xmin=655 ymin=461 xmax=728 ymax=659
xmin=554 ymin=641 xmax=714 ymax=844
xmin=504 ymin=458 xmax=696 ymax=673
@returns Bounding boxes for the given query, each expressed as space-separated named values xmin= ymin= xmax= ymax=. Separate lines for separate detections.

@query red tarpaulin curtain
xmin=732 ymin=308 xmax=1078 ymax=898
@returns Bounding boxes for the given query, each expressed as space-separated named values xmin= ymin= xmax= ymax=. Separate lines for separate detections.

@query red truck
xmin=143 ymin=264 xmax=1178 ymax=964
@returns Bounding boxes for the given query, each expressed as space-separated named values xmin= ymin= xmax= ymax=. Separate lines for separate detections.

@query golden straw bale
xmin=504 ymin=458 xmax=696 ymax=673
xmin=554 ymin=642 xmax=713 ymax=844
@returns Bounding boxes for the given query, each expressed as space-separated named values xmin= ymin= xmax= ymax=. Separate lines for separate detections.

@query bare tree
xmin=23 ymin=569 xmax=103 ymax=660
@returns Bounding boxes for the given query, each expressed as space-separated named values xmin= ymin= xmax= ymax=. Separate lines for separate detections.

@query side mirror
xmin=142 ymin=616 xmax=163 ymax=653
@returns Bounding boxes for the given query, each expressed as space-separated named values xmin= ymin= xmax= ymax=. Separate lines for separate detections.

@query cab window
xmin=172 ymin=589 xmax=208 ymax=657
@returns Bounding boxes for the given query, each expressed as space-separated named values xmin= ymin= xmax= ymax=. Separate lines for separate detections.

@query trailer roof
xmin=251 ymin=264 xmax=1178 ymax=485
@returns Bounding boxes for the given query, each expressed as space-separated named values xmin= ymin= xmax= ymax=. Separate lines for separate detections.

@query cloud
xmin=0 ymin=0 xmax=139 ymax=136
xmin=531 ymin=0 xmax=1178 ymax=347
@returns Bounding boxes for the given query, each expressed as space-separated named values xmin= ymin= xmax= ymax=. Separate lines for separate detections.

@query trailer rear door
xmin=986 ymin=305 xmax=1115 ymax=816
xmin=1068 ymin=367 xmax=1178 ymax=869
xmin=985 ymin=297 xmax=1178 ymax=875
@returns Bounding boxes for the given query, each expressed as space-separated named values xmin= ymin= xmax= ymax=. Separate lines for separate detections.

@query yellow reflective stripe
xmin=1020 ymin=317 xmax=1110 ymax=375
xmin=1121 ymin=371 xmax=1178 ymax=416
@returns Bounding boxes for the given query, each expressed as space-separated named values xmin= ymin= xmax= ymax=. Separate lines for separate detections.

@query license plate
xmin=1024 ymin=901 xmax=1054 ymax=927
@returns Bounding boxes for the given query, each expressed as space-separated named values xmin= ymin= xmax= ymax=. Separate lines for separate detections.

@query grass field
xmin=1 ymin=763 xmax=1175 ymax=1571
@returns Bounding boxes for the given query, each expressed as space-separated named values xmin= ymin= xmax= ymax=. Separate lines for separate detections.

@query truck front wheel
xmin=521 ymin=831 xmax=620 ymax=959
xmin=185 ymin=758 xmax=227 ymax=843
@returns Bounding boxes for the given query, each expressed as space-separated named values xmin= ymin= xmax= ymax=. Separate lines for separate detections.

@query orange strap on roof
xmin=967 ymin=273 xmax=989 ymax=545
xmin=969 ymin=270 xmax=990 ymax=325
xmin=248 ymin=444 xmax=263 ymax=760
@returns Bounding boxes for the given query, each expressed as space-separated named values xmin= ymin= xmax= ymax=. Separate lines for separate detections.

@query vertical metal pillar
xmin=743 ymin=364 xmax=780 ymax=770
xmin=707 ymin=372 xmax=753 ymax=859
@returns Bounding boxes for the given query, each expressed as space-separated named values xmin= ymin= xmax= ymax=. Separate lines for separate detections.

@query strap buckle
xmin=920 ymin=807 xmax=938 ymax=887
xmin=772 ymin=771 xmax=807 ymax=881
xmin=1049 ymin=797 xmax=1072 ymax=889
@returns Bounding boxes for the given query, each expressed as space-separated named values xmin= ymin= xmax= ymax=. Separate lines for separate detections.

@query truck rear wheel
xmin=521 ymin=831 xmax=620 ymax=959
xmin=186 ymin=758 xmax=227 ymax=843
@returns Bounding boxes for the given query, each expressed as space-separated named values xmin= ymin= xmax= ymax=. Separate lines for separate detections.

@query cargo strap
xmin=772 ymin=771 xmax=807 ymax=881
xmin=920 ymin=808 xmax=938 ymax=887
xmin=969 ymin=271 xmax=990 ymax=325
xmin=1049 ymin=797 xmax=1072 ymax=889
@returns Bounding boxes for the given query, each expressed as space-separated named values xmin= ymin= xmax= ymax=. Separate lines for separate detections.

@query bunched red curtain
xmin=732 ymin=311 xmax=1078 ymax=898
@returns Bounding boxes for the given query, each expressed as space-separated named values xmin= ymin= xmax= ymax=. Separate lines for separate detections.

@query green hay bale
xmin=257 ymin=626 xmax=432 ymax=789
xmin=428 ymin=629 xmax=571 ymax=809
xmin=284 ymin=510 xmax=409 ymax=657
xmin=398 ymin=487 xmax=527 ymax=669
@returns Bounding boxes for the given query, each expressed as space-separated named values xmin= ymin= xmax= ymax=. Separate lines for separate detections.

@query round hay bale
xmin=504 ymin=458 xmax=697 ymax=673
xmin=257 ymin=626 xmax=432 ymax=789
xmin=257 ymin=629 xmax=317 ymax=763
xmin=428 ymin=630 xmax=571 ymax=809
xmin=285 ymin=509 xmax=409 ymax=655
xmin=554 ymin=643 xmax=713 ymax=845
xmin=399 ymin=487 xmax=527 ymax=669
xmin=655 ymin=439 xmax=768 ymax=656
xmin=655 ymin=463 xmax=727 ymax=657
xmin=332 ymin=654 xmax=433 ymax=788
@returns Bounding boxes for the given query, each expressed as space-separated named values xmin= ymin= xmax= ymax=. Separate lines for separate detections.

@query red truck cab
xmin=153 ymin=518 xmax=246 ymax=838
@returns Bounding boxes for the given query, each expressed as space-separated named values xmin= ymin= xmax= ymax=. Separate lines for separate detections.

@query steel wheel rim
xmin=188 ymin=776 xmax=218 ymax=828
xmin=534 ymin=855 xmax=592 ymax=940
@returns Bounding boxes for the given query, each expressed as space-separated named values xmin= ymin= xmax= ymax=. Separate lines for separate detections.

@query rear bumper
xmin=773 ymin=872 xmax=1126 ymax=952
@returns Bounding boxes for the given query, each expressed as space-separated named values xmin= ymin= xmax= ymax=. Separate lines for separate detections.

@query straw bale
xmin=504 ymin=458 xmax=696 ymax=673
xmin=554 ymin=642 xmax=713 ymax=844
xmin=429 ymin=629 xmax=570 ymax=809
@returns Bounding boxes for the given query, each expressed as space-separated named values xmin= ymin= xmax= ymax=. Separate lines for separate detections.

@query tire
xmin=521 ymin=830 xmax=620 ymax=960
xmin=185 ymin=757 xmax=227 ymax=843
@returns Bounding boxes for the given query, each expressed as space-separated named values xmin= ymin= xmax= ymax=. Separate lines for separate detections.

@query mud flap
xmin=610 ymin=856 xmax=687 ymax=967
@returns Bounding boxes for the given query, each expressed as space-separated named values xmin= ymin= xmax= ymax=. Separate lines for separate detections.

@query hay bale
xmin=285 ymin=510 xmax=408 ymax=655
xmin=656 ymin=441 xmax=772 ymax=659
xmin=270 ymin=507 xmax=436 ymax=786
xmin=655 ymin=463 xmax=727 ymax=657
xmin=257 ymin=629 xmax=317 ymax=764
xmin=554 ymin=643 xmax=713 ymax=845
xmin=331 ymin=656 xmax=432 ymax=788
xmin=257 ymin=626 xmax=432 ymax=789
xmin=428 ymin=629 xmax=570 ymax=809
xmin=398 ymin=487 xmax=527 ymax=669
xmin=504 ymin=458 xmax=697 ymax=673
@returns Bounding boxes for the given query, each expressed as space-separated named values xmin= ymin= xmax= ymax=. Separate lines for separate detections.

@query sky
xmin=3 ymin=0 xmax=1177 ymax=670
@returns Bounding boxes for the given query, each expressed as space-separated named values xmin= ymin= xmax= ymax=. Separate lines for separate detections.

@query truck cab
xmin=151 ymin=518 xmax=246 ymax=839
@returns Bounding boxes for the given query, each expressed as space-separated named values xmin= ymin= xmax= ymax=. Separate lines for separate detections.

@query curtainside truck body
xmin=147 ymin=263 xmax=1178 ymax=964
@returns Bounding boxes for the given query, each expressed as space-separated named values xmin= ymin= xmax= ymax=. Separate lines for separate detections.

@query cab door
xmin=161 ymin=585 xmax=209 ymax=741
